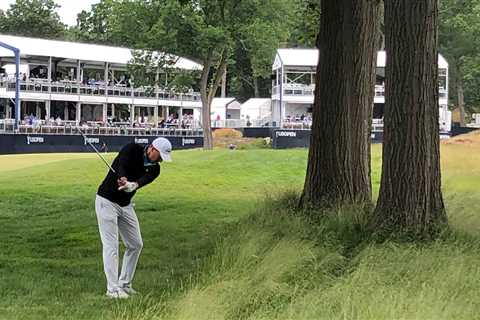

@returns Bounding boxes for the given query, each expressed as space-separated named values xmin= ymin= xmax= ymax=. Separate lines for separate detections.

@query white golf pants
xmin=95 ymin=195 xmax=143 ymax=292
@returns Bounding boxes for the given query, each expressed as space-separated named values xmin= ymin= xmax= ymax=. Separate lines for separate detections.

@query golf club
xmin=76 ymin=126 xmax=117 ymax=175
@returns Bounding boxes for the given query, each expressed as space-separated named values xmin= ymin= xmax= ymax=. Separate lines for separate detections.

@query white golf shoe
xmin=106 ymin=289 xmax=129 ymax=299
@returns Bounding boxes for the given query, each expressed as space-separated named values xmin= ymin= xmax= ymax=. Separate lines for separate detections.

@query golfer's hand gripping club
xmin=117 ymin=177 xmax=138 ymax=193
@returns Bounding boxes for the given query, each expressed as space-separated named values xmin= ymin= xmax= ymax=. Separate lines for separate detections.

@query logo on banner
xmin=26 ymin=136 xmax=45 ymax=144
xmin=182 ymin=138 xmax=195 ymax=146
xmin=84 ymin=137 xmax=100 ymax=145
xmin=135 ymin=138 xmax=149 ymax=144
xmin=276 ymin=131 xmax=297 ymax=138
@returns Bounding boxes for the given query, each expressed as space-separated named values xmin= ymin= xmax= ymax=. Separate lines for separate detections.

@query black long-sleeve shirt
xmin=97 ymin=143 xmax=160 ymax=206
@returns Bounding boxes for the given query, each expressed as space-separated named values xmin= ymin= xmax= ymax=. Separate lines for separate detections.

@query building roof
xmin=276 ymin=49 xmax=319 ymax=67
xmin=241 ymin=98 xmax=271 ymax=109
xmin=0 ymin=34 xmax=202 ymax=70
xmin=275 ymin=48 xmax=448 ymax=69
xmin=211 ymin=97 xmax=237 ymax=108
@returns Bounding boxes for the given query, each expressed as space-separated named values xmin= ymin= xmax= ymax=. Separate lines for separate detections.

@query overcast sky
xmin=0 ymin=0 xmax=100 ymax=26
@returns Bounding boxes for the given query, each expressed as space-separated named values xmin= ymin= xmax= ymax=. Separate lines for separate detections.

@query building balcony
xmin=0 ymin=79 xmax=201 ymax=103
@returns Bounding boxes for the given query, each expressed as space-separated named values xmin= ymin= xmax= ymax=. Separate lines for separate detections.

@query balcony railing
xmin=283 ymin=84 xmax=315 ymax=96
xmin=0 ymin=119 xmax=203 ymax=136
xmin=375 ymin=85 xmax=447 ymax=99
xmin=0 ymin=79 xmax=201 ymax=102
xmin=272 ymin=83 xmax=448 ymax=100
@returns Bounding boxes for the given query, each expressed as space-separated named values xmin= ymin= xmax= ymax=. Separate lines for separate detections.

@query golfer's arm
xmin=117 ymin=144 xmax=134 ymax=178
xmin=136 ymin=166 xmax=160 ymax=189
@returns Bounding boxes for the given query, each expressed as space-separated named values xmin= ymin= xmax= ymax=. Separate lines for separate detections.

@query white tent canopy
xmin=0 ymin=34 xmax=202 ymax=70
xmin=240 ymin=98 xmax=271 ymax=121
xmin=211 ymin=98 xmax=241 ymax=120
xmin=273 ymin=48 xmax=448 ymax=69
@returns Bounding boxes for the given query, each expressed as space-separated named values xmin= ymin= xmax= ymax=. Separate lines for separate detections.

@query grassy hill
xmin=0 ymin=142 xmax=479 ymax=319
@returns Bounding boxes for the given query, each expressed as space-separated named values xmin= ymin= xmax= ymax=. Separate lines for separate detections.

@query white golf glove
xmin=118 ymin=181 xmax=138 ymax=193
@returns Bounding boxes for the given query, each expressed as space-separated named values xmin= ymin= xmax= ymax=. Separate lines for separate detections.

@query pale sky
xmin=0 ymin=0 xmax=100 ymax=26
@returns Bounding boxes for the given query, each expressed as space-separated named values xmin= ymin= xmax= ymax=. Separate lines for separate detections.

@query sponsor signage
xmin=135 ymin=138 xmax=149 ymax=144
xmin=26 ymin=136 xmax=45 ymax=144
xmin=84 ymin=137 xmax=100 ymax=145
xmin=182 ymin=138 xmax=196 ymax=146
xmin=276 ymin=131 xmax=297 ymax=137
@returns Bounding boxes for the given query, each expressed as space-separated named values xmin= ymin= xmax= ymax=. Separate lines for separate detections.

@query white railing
xmin=283 ymin=83 xmax=315 ymax=96
xmin=282 ymin=121 xmax=312 ymax=130
xmin=211 ymin=119 xmax=273 ymax=128
xmin=0 ymin=79 xmax=201 ymax=102
xmin=375 ymin=85 xmax=385 ymax=97
xmin=372 ymin=118 xmax=384 ymax=131
xmin=272 ymin=83 xmax=446 ymax=100
xmin=0 ymin=119 xmax=203 ymax=136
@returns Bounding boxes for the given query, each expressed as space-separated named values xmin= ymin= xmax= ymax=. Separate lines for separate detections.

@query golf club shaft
xmin=76 ymin=127 xmax=117 ymax=175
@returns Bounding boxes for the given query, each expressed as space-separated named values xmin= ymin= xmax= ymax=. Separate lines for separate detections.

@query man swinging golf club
xmin=95 ymin=137 xmax=172 ymax=299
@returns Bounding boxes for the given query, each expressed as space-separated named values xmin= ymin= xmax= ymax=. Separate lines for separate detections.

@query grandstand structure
xmin=271 ymin=48 xmax=452 ymax=137
xmin=0 ymin=34 xmax=209 ymax=137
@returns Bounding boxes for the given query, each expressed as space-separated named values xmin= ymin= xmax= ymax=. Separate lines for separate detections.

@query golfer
xmin=95 ymin=137 xmax=172 ymax=298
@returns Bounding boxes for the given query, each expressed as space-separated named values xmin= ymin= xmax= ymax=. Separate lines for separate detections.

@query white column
xmin=64 ymin=104 xmax=69 ymax=120
xmin=76 ymin=102 xmax=81 ymax=123
xmin=155 ymin=69 xmax=160 ymax=99
xmin=36 ymin=102 xmax=41 ymax=118
xmin=154 ymin=106 xmax=159 ymax=127
xmin=48 ymin=57 xmax=52 ymax=102
xmin=111 ymin=104 xmax=115 ymax=119
xmin=104 ymin=62 xmax=109 ymax=97
xmin=77 ymin=60 xmax=81 ymax=82
xmin=102 ymin=103 xmax=108 ymax=123
xmin=45 ymin=100 xmax=51 ymax=120
xmin=6 ymin=100 xmax=11 ymax=119
xmin=130 ymin=104 xmax=134 ymax=125
xmin=48 ymin=57 xmax=52 ymax=82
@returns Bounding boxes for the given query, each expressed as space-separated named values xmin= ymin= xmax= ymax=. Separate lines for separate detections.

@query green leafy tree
xmin=68 ymin=0 xmax=153 ymax=47
xmin=288 ymin=0 xmax=320 ymax=47
xmin=230 ymin=0 xmax=296 ymax=99
xmin=440 ymin=0 xmax=480 ymax=124
xmin=0 ymin=0 xmax=65 ymax=38
xmin=132 ymin=0 xmax=296 ymax=149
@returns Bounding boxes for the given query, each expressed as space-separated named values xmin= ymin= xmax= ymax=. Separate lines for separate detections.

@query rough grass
xmin=0 ymin=142 xmax=479 ymax=319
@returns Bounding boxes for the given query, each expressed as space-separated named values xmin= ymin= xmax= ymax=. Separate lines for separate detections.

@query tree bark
xmin=200 ymin=55 xmax=214 ymax=150
xmin=200 ymin=50 xmax=228 ymax=150
xmin=372 ymin=0 xmax=447 ymax=235
xmin=301 ymin=0 xmax=380 ymax=207
xmin=457 ymin=77 xmax=466 ymax=126
xmin=343 ymin=0 xmax=381 ymax=203
xmin=254 ymin=77 xmax=260 ymax=98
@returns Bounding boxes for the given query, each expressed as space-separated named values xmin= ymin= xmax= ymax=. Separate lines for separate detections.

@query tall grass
xmin=151 ymin=191 xmax=480 ymax=320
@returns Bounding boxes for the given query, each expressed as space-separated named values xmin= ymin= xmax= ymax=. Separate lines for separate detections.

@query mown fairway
xmin=0 ymin=142 xmax=479 ymax=319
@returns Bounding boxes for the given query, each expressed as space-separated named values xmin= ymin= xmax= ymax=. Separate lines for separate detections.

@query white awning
xmin=211 ymin=98 xmax=237 ymax=108
xmin=0 ymin=34 xmax=202 ymax=70
xmin=274 ymin=48 xmax=448 ymax=69
xmin=241 ymin=98 xmax=271 ymax=110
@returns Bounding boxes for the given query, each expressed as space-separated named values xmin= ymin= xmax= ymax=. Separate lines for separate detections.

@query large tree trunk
xmin=343 ymin=0 xmax=381 ymax=203
xmin=301 ymin=0 xmax=349 ymax=206
xmin=301 ymin=0 xmax=379 ymax=207
xmin=457 ymin=77 xmax=466 ymax=127
xmin=372 ymin=0 xmax=447 ymax=235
